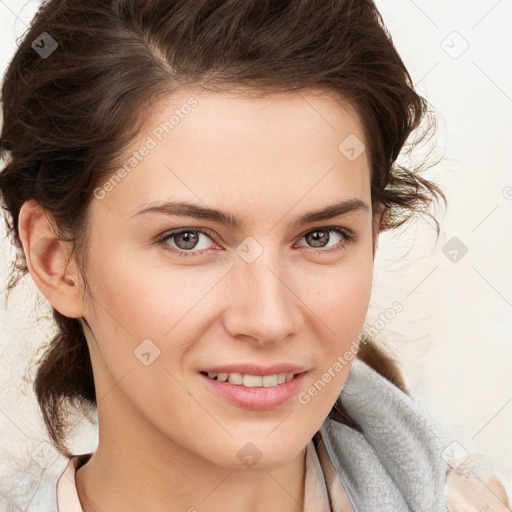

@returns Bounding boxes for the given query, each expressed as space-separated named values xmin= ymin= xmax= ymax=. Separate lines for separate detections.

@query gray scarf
xmin=319 ymin=358 xmax=450 ymax=511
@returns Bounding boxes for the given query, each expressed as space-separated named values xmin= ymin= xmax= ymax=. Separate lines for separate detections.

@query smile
xmin=199 ymin=370 xmax=308 ymax=410
xmin=202 ymin=371 xmax=296 ymax=387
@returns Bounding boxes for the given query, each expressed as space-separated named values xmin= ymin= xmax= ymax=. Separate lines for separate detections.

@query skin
xmin=18 ymin=87 xmax=387 ymax=512
xmin=17 ymin=87 xmax=512 ymax=512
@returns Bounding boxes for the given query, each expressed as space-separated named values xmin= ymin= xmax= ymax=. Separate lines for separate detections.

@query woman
xmin=0 ymin=0 xmax=509 ymax=510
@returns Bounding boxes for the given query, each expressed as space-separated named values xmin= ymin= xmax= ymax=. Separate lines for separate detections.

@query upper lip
xmin=200 ymin=363 xmax=309 ymax=376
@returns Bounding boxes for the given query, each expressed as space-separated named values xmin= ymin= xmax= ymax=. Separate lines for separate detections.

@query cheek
xmin=302 ymin=256 xmax=373 ymax=336
xmin=331 ymin=266 xmax=372 ymax=330
xmin=83 ymin=245 xmax=232 ymax=378
xmin=296 ymin=254 xmax=373 ymax=402
xmin=85 ymin=236 xmax=206 ymax=329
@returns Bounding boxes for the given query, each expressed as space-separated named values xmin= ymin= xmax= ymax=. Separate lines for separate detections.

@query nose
xmin=222 ymin=246 xmax=301 ymax=345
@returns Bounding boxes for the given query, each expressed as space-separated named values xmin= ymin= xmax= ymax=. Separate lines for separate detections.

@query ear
xmin=17 ymin=199 xmax=85 ymax=318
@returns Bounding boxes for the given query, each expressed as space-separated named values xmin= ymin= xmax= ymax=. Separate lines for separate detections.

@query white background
xmin=1 ymin=0 xmax=511 ymax=498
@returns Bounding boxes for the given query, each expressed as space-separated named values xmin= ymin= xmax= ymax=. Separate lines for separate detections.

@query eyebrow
xmin=131 ymin=198 xmax=369 ymax=230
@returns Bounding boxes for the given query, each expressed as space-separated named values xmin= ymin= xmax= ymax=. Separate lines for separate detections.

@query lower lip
xmin=199 ymin=372 xmax=308 ymax=410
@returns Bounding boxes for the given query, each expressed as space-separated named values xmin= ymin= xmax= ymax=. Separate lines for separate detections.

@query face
xmin=79 ymin=87 xmax=375 ymax=469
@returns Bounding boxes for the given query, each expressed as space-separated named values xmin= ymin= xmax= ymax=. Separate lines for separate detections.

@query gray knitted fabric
xmin=319 ymin=358 xmax=450 ymax=511
xmin=2 ymin=358 xmax=451 ymax=512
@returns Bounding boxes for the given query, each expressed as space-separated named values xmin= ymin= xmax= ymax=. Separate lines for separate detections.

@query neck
xmin=74 ymin=394 xmax=307 ymax=512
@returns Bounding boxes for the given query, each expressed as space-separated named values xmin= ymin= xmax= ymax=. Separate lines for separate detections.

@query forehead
xmin=158 ymin=85 xmax=367 ymax=149
xmin=96 ymin=87 xmax=371 ymax=221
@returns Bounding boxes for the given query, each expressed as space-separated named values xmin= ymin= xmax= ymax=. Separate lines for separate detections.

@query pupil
xmin=177 ymin=232 xmax=198 ymax=249
xmin=308 ymin=230 xmax=327 ymax=248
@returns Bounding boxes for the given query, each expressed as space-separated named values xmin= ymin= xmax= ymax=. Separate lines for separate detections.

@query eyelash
xmin=156 ymin=226 xmax=356 ymax=259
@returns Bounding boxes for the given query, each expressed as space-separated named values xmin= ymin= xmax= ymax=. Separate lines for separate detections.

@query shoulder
xmin=445 ymin=455 xmax=511 ymax=511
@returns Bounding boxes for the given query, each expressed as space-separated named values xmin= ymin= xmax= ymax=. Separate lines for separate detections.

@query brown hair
xmin=0 ymin=0 xmax=446 ymax=457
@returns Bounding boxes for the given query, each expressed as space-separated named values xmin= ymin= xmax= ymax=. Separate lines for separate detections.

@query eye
xmin=157 ymin=225 xmax=356 ymax=259
xmin=157 ymin=228 xmax=217 ymax=258
xmin=295 ymin=227 xmax=355 ymax=253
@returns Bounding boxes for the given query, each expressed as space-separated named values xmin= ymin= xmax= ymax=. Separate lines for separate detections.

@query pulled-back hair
xmin=0 ymin=0 xmax=445 ymax=457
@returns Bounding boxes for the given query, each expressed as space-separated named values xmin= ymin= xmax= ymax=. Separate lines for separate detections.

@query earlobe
xmin=17 ymin=199 xmax=84 ymax=318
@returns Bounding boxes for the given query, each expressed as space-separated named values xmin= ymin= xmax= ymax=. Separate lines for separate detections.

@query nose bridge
xmin=225 ymin=243 xmax=297 ymax=343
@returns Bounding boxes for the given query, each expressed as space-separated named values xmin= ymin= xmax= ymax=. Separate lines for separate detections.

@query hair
xmin=0 ymin=0 xmax=446 ymax=458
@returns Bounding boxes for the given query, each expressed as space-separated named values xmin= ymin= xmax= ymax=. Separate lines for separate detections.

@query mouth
xmin=199 ymin=370 xmax=302 ymax=387
xmin=198 ymin=369 xmax=309 ymax=410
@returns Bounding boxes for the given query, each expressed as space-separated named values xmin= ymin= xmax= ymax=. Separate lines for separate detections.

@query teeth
xmin=206 ymin=371 xmax=295 ymax=387
xmin=243 ymin=374 xmax=264 ymax=387
xmin=262 ymin=375 xmax=278 ymax=387
xmin=229 ymin=373 xmax=243 ymax=385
